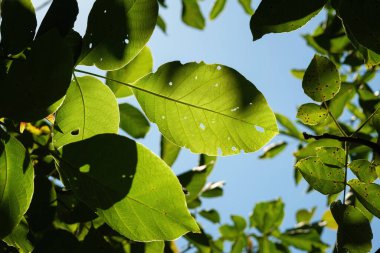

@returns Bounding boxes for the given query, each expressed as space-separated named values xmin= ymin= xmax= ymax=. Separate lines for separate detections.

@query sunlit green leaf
xmin=0 ymin=134 xmax=34 ymax=239
xmin=231 ymin=235 xmax=246 ymax=253
xmin=334 ymin=0 xmax=380 ymax=55
xmin=250 ymin=199 xmax=284 ymax=234
xmin=294 ymin=139 xmax=342 ymax=160
xmin=238 ymin=0 xmax=254 ymax=15
xmin=53 ymin=76 xmax=119 ymax=148
xmin=209 ymin=0 xmax=226 ymax=20
xmin=106 ymin=47 xmax=153 ymax=98
xmin=258 ymin=237 xmax=289 ymax=253
xmin=290 ymin=69 xmax=305 ymax=80
xmin=134 ymin=61 xmax=278 ymax=156
xmin=302 ymin=55 xmax=341 ymax=102
xmin=316 ymin=146 xmax=345 ymax=168
xmin=119 ymin=103 xmax=150 ymax=139
xmin=199 ymin=209 xmax=220 ymax=223
xmin=348 ymin=179 xmax=380 ymax=218
xmin=181 ymin=0 xmax=205 ymax=30
xmin=349 ymin=160 xmax=377 ymax=183
xmin=231 ymin=215 xmax=246 ymax=231
xmin=297 ymin=103 xmax=328 ymax=125
xmin=79 ymin=0 xmax=158 ymax=70
xmin=36 ymin=0 xmax=78 ymax=38
xmin=327 ymin=82 xmax=355 ymax=119
xmin=295 ymin=157 xmax=345 ymax=194
xmin=3 ymin=218 xmax=33 ymax=253
xmin=250 ymin=0 xmax=326 ymax=40
xmin=331 ymin=200 xmax=373 ymax=253
xmin=259 ymin=141 xmax=287 ymax=159
xmin=0 ymin=29 xmax=73 ymax=122
xmin=296 ymin=207 xmax=316 ymax=224
xmin=57 ymin=134 xmax=199 ymax=241
xmin=0 ymin=0 xmax=36 ymax=55
xmin=160 ymin=136 xmax=181 ymax=167
xmin=275 ymin=113 xmax=303 ymax=140
xmin=322 ymin=209 xmax=338 ymax=230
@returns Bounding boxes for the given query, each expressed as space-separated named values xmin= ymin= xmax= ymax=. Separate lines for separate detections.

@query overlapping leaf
xmin=133 ymin=61 xmax=278 ymax=156
xmin=348 ymin=179 xmax=380 ymax=218
xmin=57 ymin=134 xmax=199 ymax=241
xmin=119 ymin=103 xmax=150 ymax=139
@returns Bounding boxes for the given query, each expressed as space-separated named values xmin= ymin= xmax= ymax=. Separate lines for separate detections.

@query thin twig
xmin=351 ymin=105 xmax=380 ymax=136
xmin=323 ymin=101 xmax=347 ymax=137
xmin=303 ymin=132 xmax=380 ymax=154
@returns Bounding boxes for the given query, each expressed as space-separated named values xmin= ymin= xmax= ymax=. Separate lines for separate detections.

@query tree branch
xmin=303 ymin=132 xmax=380 ymax=154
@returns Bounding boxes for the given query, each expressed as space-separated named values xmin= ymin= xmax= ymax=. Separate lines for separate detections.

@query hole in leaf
xmin=199 ymin=123 xmax=206 ymax=130
xmin=71 ymin=129 xmax=80 ymax=135
xmin=255 ymin=126 xmax=264 ymax=133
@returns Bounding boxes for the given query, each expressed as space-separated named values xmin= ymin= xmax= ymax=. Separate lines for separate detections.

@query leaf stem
xmin=303 ymin=132 xmax=380 ymax=154
xmin=342 ymin=141 xmax=349 ymax=204
xmin=323 ymin=101 xmax=347 ymax=137
xmin=351 ymin=105 xmax=380 ymax=137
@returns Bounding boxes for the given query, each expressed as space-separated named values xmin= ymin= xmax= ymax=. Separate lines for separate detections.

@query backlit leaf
xmin=238 ymin=0 xmax=254 ymax=15
xmin=209 ymin=0 xmax=226 ymax=20
xmin=106 ymin=47 xmax=153 ymax=98
xmin=302 ymin=55 xmax=341 ymax=102
xmin=275 ymin=113 xmax=303 ymax=140
xmin=295 ymin=157 xmax=345 ymax=194
xmin=119 ymin=103 xmax=150 ymax=139
xmin=160 ymin=136 xmax=181 ymax=167
xmin=57 ymin=134 xmax=199 ymax=241
xmin=349 ymin=160 xmax=377 ymax=183
xmin=249 ymin=199 xmax=284 ymax=234
xmin=0 ymin=134 xmax=34 ymax=238
xmin=250 ymin=0 xmax=326 ymax=40
xmin=0 ymin=0 xmax=36 ymax=55
xmin=182 ymin=0 xmax=205 ymax=30
xmin=79 ymin=0 xmax=158 ymax=70
xmin=259 ymin=141 xmax=287 ymax=159
xmin=53 ymin=76 xmax=119 ymax=148
xmin=348 ymin=179 xmax=380 ymax=218
xmin=3 ymin=218 xmax=33 ymax=253
xmin=296 ymin=103 xmax=328 ymax=125
xmin=134 ymin=61 xmax=278 ymax=156
xmin=296 ymin=207 xmax=316 ymax=224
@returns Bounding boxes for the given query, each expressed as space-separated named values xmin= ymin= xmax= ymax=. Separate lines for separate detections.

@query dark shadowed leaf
xmin=119 ymin=103 xmax=150 ymax=139
xmin=57 ymin=134 xmax=199 ymax=241
xmin=178 ymin=165 xmax=212 ymax=203
xmin=53 ymin=76 xmax=119 ymax=148
xmin=348 ymin=179 xmax=380 ymax=218
xmin=0 ymin=0 xmax=36 ymax=55
xmin=302 ymin=55 xmax=341 ymax=102
xmin=201 ymin=181 xmax=224 ymax=198
xmin=79 ymin=0 xmax=158 ymax=70
xmin=199 ymin=209 xmax=220 ymax=223
xmin=36 ymin=0 xmax=78 ymax=38
xmin=249 ymin=199 xmax=284 ymax=234
xmin=181 ymin=0 xmax=205 ymax=29
xmin=3 ymin=218 xmax=33 ymax=253
xmin=106 ymin=47 xmax=153 ymax=98
xmin=0 ymin=134 xmax=34 ymax=239
xmin=134 ymin=61 xmax=278 ymax=156
xmin=250 ymin=0 xmax=326 ymax=40
xmin=185 ymin=227 xmax=211 ymax=253
xmin=0 ymin=29 xmax=73 ymax=122
xmin=157 ymin=15 xmax=167 ymax=34
xmin=331 ymin=200 xmax=373 ymax=253
xmin=32 ymin=229 xmax=81 ymax=253
xmin=259 ymin=141 xmax=287 ymax=159
xmin=277 ymin=227 xmax=328 ymax=251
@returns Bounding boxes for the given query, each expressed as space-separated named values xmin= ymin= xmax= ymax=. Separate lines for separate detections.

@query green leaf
xmin=349 ymin=160 xmax=377 ymax=183
xmin=249 ymin=199 xmax=284 ymax=234
xmin=315 ymin=146 xmax=345 ymax=168
xmin=258 ymin=238 xmax=289 ymax=253
xmin=295 ymin=157 xmax=345 ymax=194
xmin=296 ymin=207 xmax=316 ymax=224
xmin=199 ymin=154 xmax=217 ymax=175
xmin=231 ymin=235 xmax=246 ymax=253
xmin=290 ymin=69 xmax=305 ymax=80
xmin=259 ymin=141 xmax=287 ymax=159
xmin=178 ymin=165 xmax=210 ymax=203
xmin=79 ymin=0 xmax=158 ymax=70
xmin=0 ymin=0 xmax=36 ymax=55
xmin=209 ymin=0 xmax=226 ymax=20
xmin=160 ymin=136 xmax=181 ymax=167
xmin=334 ymin=0 xmax=380 ymax=55
xmin=53 ymin=76 xmax=119 ymax=148
xmin=106 ymin=47 xmax=153 ymax=98
xmin=219 ymin=225 xmax=239 ymax=240
xmin=119 ymin=103 xmax=150 ymax=139
xmin=302 ymin=55 xmax=341 ymax=102
xmin=0 ymin=29 xmax=73 ymax=122
xmin=294 ymin=139 xmax=342 ymax=160
xmin=275 ymin=113 xmax=303 ymax=140
xmin=3 ymin=218 xmax=33 ymax=253
xmin=181 ymin=0 xmax=205 ymax=30
xmin=134 ymin=61 xmax=278 ymax=156
xmin=238 ymin=0 xmax=254 ymax=15
xmin=327 ymin=82 xmax=355 ymax=119
xmin=296 ymin=103 xmax=328 ymax=125
xmin=199 ymin=209 xmax=220 ymax=223
xmin=277 ymin=228 xmax=327 ymax=251
xmin=0 ymin=134 xmax=34 ymax=238
xmin=331 ymin=200 xmax=373 ymax=253
xmin=185 ymin=228 xmax=211 ymax=253
xmin=250 ymin=0 xmax=326 ymax=40
xmin=36 ymin=0 xmax=78 ymax=38
xmin=322 ymin=209 xmax=338 ymax=230
xmin=348 ymin=179 xmax=380 ymax=218
xmin=231 ymin=215 xmax=246 ymax=231
xmin=156 ymin=15 xmax=167 ymax=34
xmin=201 ymin=181 xmax=224 ymax=198
xmin=57 ymin=134 xmax=199 ymax=241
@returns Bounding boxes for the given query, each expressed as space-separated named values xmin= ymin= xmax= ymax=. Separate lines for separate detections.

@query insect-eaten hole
xmin=71 ymin=129 xmax=80 ymax=136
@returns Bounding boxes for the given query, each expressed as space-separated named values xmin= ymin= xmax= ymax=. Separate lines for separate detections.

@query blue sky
xmin=32 ymin=0 xmax=380 ymax=251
